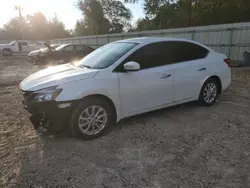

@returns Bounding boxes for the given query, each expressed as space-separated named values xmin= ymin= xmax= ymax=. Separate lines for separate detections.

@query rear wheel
xmin=70 ymin=98 xmax=115 ymax=140
xmin=198 ymin=78 xmax=219 ymax=106
xmin=3 ymin=49 xmax=12 ymax=56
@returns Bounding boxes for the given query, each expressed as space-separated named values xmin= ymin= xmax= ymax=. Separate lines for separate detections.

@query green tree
xmin=75 ymin=0 xmax=132 ymax=36
xmin=47 ymin=14 xmax=70 ymax=39
xmin=100 ymin=0 xmax=132 ymax=33
xmin=129 ymin=0 xmax=250 ymax=31
xmin=26 ymin=12 xmax=48 ymax=39
xmin=0 ymin=12 xmax=70 ymax=40
xmin=77 ymin=0 xmax=108 ymax=35
xmin=73 ymin=19 xmax=86 ymax=36
xmin=3 ymin=17 xmax=29 ymax=39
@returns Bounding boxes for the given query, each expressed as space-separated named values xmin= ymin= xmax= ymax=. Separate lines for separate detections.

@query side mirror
xmin=123 ymin=61 xmax=140 ymax=71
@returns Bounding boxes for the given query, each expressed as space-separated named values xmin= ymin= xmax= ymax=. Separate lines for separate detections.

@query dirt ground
xmin=0 ymin=58 xmax=250 ymax=188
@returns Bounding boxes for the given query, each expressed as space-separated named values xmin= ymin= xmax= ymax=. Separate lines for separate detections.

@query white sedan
xmin=20 ymin=37 xmax=231 ymax=140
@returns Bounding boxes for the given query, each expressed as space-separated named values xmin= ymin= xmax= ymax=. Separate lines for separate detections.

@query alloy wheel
xmin=78 ymin=105 xmax=108 ymax=135
xmin=203 ymin=83 xmax=217 ymax=104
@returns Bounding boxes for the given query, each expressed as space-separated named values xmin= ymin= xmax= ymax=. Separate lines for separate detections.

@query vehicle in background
xmin=20 ymin=37 xmax=231 ymax=140
xmin=28 ymin=44 xmax=61 ymax=62
xmin=0 ymin=40 xmax=40 ymax=56
xmin=32 ymin=44 xmax=94 ymax=64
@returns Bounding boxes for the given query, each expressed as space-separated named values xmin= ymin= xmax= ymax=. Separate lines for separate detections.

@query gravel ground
xmin=0 ymin=58 xmax=250 ymax=188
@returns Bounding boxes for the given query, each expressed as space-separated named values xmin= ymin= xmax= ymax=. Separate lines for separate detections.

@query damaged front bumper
xmin=22 ymin=93 xmax=73 ymax=131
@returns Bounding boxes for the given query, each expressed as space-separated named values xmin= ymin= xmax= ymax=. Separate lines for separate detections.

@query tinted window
xmin=21 ymin=41 xmax=28 ymax=46
xmin=171 ymin=41 xmax=208 ymax=63
xmin=125 ymin=42 xmax=172 ymax=69
xmin=75 ymin=45 xmax=84 ymax=50
xmin=63 ymin=45 xmax=74 ymax=51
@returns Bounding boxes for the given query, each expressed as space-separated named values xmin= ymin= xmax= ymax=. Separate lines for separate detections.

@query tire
xmin=70 ymin=97 xmax=115 ymax=140
xmin=198 ymin=78 xmax=219 ymax=106
xmin=3 ymin=49 xmax=12 ymax=56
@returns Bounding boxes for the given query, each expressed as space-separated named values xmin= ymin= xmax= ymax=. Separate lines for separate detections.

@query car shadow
xmin=110 ymin=101 xmax=200 ymax=133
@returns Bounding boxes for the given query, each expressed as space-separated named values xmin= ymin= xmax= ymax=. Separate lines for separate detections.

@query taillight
xmin=224 ymin=58 xmax=231 ymax=67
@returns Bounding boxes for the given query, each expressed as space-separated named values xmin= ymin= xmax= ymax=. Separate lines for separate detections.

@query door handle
xmin=198 ymin=68 xmax=206 ymax=71
xmin=160 ymin=73 xmax=171 ymax=79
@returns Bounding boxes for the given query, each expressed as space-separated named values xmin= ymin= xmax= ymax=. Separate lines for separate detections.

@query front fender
xmin=55 ymin=75 xmax=121 ymax=121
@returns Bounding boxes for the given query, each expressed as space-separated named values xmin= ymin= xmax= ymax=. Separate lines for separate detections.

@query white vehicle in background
xmin=20 ymin=37 xmax=231 ymax=140
xmin=0 ymin=40 xmax=40 ymax=56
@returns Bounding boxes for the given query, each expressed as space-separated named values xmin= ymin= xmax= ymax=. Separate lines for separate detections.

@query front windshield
xmin=55 ymin=44 xmax=68 ymax=51
xmin=73 ymin=42 xmax=138 ymax=69
xmin=9 ymin=41 xmax=16 ymax=46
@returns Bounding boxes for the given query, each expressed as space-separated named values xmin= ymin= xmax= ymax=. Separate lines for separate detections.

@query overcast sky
xmin=0 ymin=0 xmax=144 ymax=29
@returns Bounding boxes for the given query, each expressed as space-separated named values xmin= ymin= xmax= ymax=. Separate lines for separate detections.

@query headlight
xmin=33 ymin=87 xmax=62 ymax=102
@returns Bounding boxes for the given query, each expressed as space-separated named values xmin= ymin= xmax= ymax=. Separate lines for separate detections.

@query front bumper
xmin=22 ymin=94 xmax=74 ymax=131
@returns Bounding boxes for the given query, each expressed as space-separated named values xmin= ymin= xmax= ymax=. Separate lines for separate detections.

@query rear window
xmin=21 ymin=41 xmax=28 ymax=46
xmin=171 ymin=41 xmax=209 ymax=63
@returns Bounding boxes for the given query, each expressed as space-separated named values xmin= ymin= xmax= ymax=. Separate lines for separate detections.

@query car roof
xmin=61 ymin=43 xmax=87 ymax=45
xmin=116 ymin=37 xmax=209 ymax=49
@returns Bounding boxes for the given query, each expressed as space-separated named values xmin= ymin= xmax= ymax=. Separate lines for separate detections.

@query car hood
xmin=0 ymin=44 xmax=9 ymax=48
xmin=20 ymin=64 xmax=99 ymax=91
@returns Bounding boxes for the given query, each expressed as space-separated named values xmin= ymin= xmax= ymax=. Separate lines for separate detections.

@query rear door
xmin=170 ymin=41 xmax=210 ymax=101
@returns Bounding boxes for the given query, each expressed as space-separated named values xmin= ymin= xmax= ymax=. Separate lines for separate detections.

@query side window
xmin=21 ymin=41 xmax=28 ymax=46
xmin=171 ymin=41 xmax=209 ymax=63
xmin=63 ymin=45 xmax=74 ymax=51
xmin=75 ymin=45 xmax=84 ymax=51
xmin=84 ymin=46 xmax=94 ymax=53
xmin=125 ymin=42 xmax=172 ymax=69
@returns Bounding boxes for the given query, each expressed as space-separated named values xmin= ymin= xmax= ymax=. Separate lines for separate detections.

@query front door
xmin=117 ymin=42 xmax=174 ymax=117
xmin=21 ymin=41 xmax=29 ymax=52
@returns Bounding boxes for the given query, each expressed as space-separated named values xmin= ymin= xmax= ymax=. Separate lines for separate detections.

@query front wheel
xmin=70 ymin=98 xmax=115 ymax=140
xmin=198 ymin=78 xmax=219 ymax=106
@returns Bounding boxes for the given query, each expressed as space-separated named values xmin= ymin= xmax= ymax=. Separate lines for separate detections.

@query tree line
xmin=0 ymin=12 xmax=71 ymax=41
xmin=134 ymin=0 xmax=250 ymax=31
xmin=0 ymin=0 xmax=249 ymax=40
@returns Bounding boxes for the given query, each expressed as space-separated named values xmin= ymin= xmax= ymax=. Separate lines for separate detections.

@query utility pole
xmin=15 ymin=5 xmax=23 ymax=40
